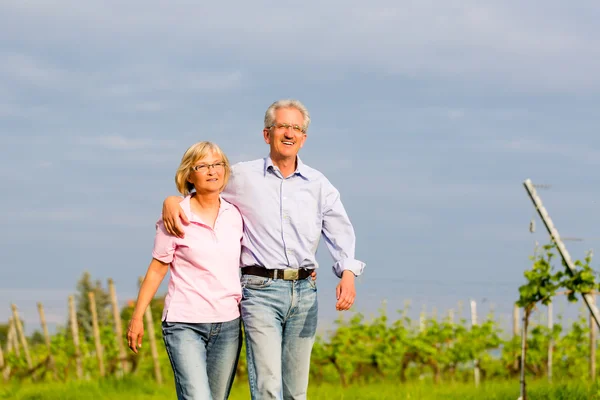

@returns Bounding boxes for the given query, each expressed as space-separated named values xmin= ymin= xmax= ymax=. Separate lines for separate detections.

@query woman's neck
xmin=191 ymin=192 xmax=221 ymax=210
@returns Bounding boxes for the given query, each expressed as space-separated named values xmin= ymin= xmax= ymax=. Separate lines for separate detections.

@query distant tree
xmin=29 ymin=330 xmax=45 ymax=346
xmin=74 ymin=271 xmax=111 ymax=340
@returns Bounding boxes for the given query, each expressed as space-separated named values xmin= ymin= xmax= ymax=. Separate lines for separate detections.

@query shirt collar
xmin=263 ymin=156 xmax=311 ymax=180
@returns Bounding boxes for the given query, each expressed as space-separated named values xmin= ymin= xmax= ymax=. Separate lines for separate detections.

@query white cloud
xmin=2 ymin=1 xmax=599 ymax=92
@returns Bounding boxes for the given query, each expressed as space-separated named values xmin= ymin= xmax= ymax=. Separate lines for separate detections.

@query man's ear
xmin=263 ymin=128 xmax=271 ymax=144
xmin=299 ymin=133 xmax=307 ymax=149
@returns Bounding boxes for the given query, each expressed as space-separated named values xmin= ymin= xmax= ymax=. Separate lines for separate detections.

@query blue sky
xmin=2 ymin=1 xmax=600 ymax=334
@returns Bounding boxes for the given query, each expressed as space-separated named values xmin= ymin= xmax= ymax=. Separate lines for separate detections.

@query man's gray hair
xmin=264 ymin=99 xmax=311 ymax=132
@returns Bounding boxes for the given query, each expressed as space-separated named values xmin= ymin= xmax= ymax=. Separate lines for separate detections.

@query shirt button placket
xmin=281 ymin=179 xmax=292 ymax=265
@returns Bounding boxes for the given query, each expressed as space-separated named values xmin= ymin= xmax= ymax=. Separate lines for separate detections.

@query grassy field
xmin=1 ymin=378 xmax=600 ymax=400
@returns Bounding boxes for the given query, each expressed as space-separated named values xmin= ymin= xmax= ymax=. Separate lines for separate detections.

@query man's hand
xmin=162 ymin=196 xmax=188 ymax=238
xmin=335 ymin=270 xmax=356 ymax=311
xmin=311 ymin=270 xmax=317 ymax=281
xmin=126 ymin=318 xmax=144 ymax=354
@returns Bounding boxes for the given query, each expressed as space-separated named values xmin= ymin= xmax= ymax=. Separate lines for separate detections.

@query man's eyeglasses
xmin=269 ymin=123 xmax=306 ymax=134
xmin=191 ymin=162 xmax=226 ymax=173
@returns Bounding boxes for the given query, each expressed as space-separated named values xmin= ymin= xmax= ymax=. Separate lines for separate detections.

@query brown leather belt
xmin=241 ymin=265 xmax=312 ymax=281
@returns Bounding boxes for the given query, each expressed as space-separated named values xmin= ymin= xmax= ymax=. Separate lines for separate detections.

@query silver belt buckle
xmin=283 ymin=269 xmax=299 ymax=280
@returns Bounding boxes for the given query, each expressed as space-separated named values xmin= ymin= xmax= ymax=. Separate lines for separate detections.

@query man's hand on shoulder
xmin=335 ymin=270 xmax=356 ymax=311
xmin=162 ymin=196 xmax=188 ymax=238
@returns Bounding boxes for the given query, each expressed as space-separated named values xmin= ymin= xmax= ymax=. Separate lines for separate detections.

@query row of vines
xmin=1 ymin=245 xmax=599 ymax=394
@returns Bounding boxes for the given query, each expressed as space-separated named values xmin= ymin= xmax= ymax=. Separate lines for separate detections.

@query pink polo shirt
xmin=153 ymin=195 xmax=243 ymax=323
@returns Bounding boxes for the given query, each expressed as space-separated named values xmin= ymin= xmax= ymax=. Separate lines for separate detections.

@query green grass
xmin=1 ymin=378 xmax=599 ymax=400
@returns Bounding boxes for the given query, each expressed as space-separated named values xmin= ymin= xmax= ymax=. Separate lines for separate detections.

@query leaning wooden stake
xmin=470 ymin=300 xmax=480 ymax=387
xmin=68 ymin=295 xmax=83 ymax=379
xmin=88 ymin=292 xmax=105 ymax=377
xmin=139 ymin=277 xmax=163 ymax=384
xmin=108 ymin=278 xmax=128 ymax=374
xmin=524 ymin=179 xmax=600 ymax=328
xmin=11 ymin=304 xmax=33 ymax=370
xmin=37 ymin=303 xmax=57 ymax=379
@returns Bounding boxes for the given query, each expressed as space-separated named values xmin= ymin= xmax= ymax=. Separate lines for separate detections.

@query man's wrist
xmin=341 ymin=270 xmax=356 ymax=278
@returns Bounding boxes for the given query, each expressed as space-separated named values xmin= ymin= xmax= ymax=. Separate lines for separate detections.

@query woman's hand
xmin=126 ymin=317 xmax=144 ymax=354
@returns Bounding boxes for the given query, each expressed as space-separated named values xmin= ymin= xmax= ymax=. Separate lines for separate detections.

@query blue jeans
xmin=162 ymin=318 xmax=242 ymax=400
xmin=241 ymin=275 xmax=318 ymax=400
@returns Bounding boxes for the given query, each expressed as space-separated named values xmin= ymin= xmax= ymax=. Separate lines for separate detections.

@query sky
xmin=2 ymin=1 xmax=600 ymax=336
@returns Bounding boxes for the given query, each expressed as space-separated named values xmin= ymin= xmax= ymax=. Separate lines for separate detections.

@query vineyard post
xmin=591 ymin=294 xmax=597 ymax=381
xmin=11 ymin=304 xmax=33 ymax=371
xmin=447 ymin=309 xmax=454 ymax=324
xmin=37 ymin=302 xmax=57 ymax=380
xmin=523 ymin=179 xmax=600 ymax=329
xmin=513 ymin=305 xmax=520 ymax=337
xmin=513 ymin=304 xmax=520 ymax=372
xmin=139 ymin=276 xmax=163 ymax=385
xmin=470 ymin=299 xmax=480 ymax=387
xmin=419 ymin=305 xmax=426 ymax=332
xmin=547 ymin=302 xmax=553 ymax=382
xmin=519 ymin=307 xmax=528 ymax=400
xmin=68 ymin=295 xmax=83 ymax=379
xmin=108 ymin=278 xmax=128 ymax=375
xmin=7 ymin=318 xmax=18 ymax=357
xmin=88 ymin=292 xmax=106 ymax=377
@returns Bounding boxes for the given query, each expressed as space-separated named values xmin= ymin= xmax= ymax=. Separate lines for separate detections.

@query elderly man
xmin=162 ymin=99 xmax=365 ymax=400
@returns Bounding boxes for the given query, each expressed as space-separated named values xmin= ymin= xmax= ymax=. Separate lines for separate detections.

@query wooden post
xmin=140 ymin=276 xmax=162 ymax=384
xmin=547 ymin=302 xmax=553 ymax=382
xmin=144 ymin=305 xmax=163 ymax=384
xmin=591 ymin=295 xmax=597 ymax=381
xmin=37 ymin=303 xmax=57 ymax=379
xmin=447 ymin=309 xmax=454 ymax=324
xmin=68 ymin=295 xmax=83 ymax=379
xmin=88 ymin=292 xmax=105 ymax=377
xmin=11 ymin=305 xmax=33 ymax=370
xmin=470 ymin=300 xmax=480 ymax=387
xmin=108 ymin=279 xmax=128 ymax=374
xmin=6 ymin=318 xmax=18 ymax=356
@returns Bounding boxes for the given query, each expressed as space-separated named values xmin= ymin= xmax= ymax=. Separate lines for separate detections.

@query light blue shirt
xmin=222 ymin=156 xmax=365 ymax=278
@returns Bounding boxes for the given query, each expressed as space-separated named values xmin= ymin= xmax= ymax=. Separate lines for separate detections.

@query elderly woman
xmin=127 ymin=141 xmax=243 ymax=400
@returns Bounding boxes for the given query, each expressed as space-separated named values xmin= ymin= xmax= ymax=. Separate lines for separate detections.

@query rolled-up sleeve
xmin=321 ymin=182 xmax=366 ymax=278
xmin=152 ymin=219 xmax=177 ymax=264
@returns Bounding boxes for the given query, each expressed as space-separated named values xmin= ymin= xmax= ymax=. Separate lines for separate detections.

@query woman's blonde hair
xmin=174 ymin=141 xmax=231 ymax=195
